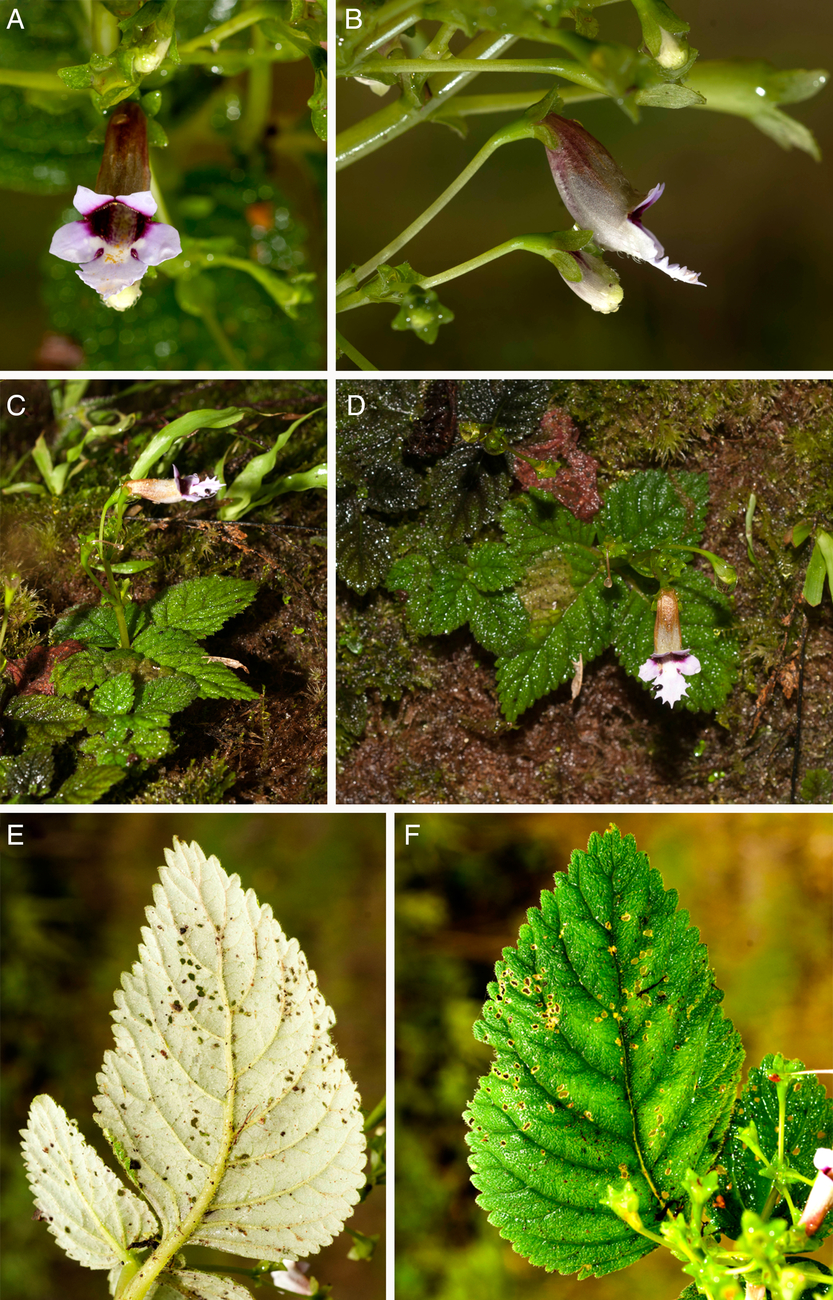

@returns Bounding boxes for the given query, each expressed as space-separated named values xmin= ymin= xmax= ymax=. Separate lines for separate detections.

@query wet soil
xmin=338 ymin=381 xmax=833 ymax=805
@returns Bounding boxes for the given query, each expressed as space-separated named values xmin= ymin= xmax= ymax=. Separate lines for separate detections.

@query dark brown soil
xmin=338 ymin=381 xmax=833 ymax=804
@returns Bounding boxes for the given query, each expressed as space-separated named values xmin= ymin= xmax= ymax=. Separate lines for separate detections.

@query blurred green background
xmin=337 ymin=0 xmax=833 ymax=369
xmin=395 ymin=811 xmax=833 ymax=1300
xmin=1 ymin=813 xmax=385 ymax=1300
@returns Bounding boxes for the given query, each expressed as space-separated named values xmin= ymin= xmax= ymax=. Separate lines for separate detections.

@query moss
xmin=133 ymin=756 xmax=238 ymax=804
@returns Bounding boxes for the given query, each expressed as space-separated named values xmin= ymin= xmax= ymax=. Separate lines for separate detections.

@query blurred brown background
xmin=1 ymin=813 xmax=385 ymax=1300
xmin=337 ymin=0 xmax=833 ymax=369
xmin=395 ymin=810 xmax=833 ymax=1300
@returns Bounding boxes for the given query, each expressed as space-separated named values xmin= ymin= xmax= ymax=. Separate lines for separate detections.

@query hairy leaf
xmin=600 ymin=470 xmax=709 ymax=549
xmin=465 ymin=826 xmax=744 ymax=1278
xmin=153 ymin=1269 xmax=256 ymax=1299
xmin=21 ymin=1094 xmax=158 ymax=1269
xmin=134 ymin=675 xmax=201 ymax=716
xmin=91 ymin=672 xmax=136 ymax=716
xmin=52 ymin=761 xmax=125 ymax=804
xmin=148 ymin=577 xmax=258 ymax=639
xmin=93 ymin=838 xmax=366 ymax=1275
xmin=6 ymin=694 xmax=89 ymax=743
xmin=426 ymin=445 xmax=510 ymax=544
xmin=712 ymin=1055 xmax=833 ymax=1242
xmin=131 ymin=629 xmax=258 ymax=701
xmin=336 ymin=496 xmax=393 ymax=595
xmin=51 ymin=603 xmax=149 ymax=648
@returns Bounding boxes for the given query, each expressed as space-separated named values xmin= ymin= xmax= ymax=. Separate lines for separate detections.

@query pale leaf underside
xmin=465 ymin=826 xmax=744 ymax=1278
xmin=94 ymin=839 xmax=366 ymax=1262
xmin=21 ymin=1093 xmax=158 ymax=1270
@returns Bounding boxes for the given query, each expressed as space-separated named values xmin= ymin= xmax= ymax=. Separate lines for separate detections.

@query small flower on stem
xmin=558 ymin=246 xmax=624 ymax=313
xmin=49 ymin=102 xmax=180 ymax=309
xmin=270 ymin=1259 xmax=313 ymax=1295
xmin=799 ymin=1148 xmax=833 ymax=1236
xmin=124 ymin=467 xmax=223 ymax=504
xmin=540 ymin=113 xmax=704 ymax=286
xmin=638 ymin=588 xmax=701 ymax=707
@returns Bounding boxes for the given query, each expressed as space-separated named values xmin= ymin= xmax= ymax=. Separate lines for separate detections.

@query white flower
xmin=541 ymin=114 xmax=704 ymax=285
xmin=270 ymin=1260 xmax=313 ymax=1295
xmin=49 ymin=186 xmax=181 ymax=304
xmin=638 ymin=650 xmax=702 ymax=706
xmin=799 ymin=1149 xmax=833 ymax=1235
xmin=559 ymin=247 xmax=624 ymax=313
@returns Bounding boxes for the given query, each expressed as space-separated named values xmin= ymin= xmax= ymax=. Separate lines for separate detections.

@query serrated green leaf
xmin=52 ymin=647 xmax=114 ymax=695
xmin=465 ymin=826 xmax=744 ymax=1277
xmin=713 ymin=1056 xmax=833 ymax=1242
xmin=91 ymin=672 xmax=135 ymax=716
xmin=427 ymin=446 xmax=510 ymax=544
xmin=495 ymin=574 xmax=621 ymax=723
xmin=6 ymin=694 xmax=89 ymax=743
xmin=426 ymin=563 xmax=476 ymax=634
xmin=51 ymin=603 xmax=149 ymax=649
xmin=469 ymin=542 xmax=528 ymax=592
xmin=469 ymin=590 xmax=531 ymax=658
xmin=134 ymin=674 xmax=200 ymax=716
xmin=601 ymin=470 xmax=709 ymax=549
xmin=20 ymin=1095 xmax=158 ymax=1269
xmin=132 ymin=628 xmax=258 ymax=701
xmin=149 ymin=577 xmax=258 ymax=638
xmin=385 ymin=554 xmax=433 ymax=633
xmin=0 ymin=745 xmax=55 ymax=798
xmin=337 ymin=497 xmax=393 ymax=595
xmin=92 ymin=838 xmax=366 ymax=1264
xmin=501 ymin=490 xmax=598 ymax=566
xmin=52 ymin=762 xmax=126 ymax=805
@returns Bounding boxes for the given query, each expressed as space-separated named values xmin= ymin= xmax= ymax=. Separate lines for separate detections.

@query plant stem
xmin=97 ymin=494 xmax=131 ymax=649
xmin=178 ymin=2 xmax=284 ymax=53
xmin=201 ymin=307 xmax=244 ymax=368
xmin=336 ymin=331 xmax=378 ymax=370
xmin=336 ymin=31 xmax=518 ymax=168
xmin=341 ymin=55 xmax=607 ymax=91
xmin=433 ymin=87 xmax=604 ymax=118
xmin=0 ymin=69 xmax=79 ymax=91
xmin=239 ymin=21 xmax=273 ymax=153
xmin=336 ymin=117 xmax=537 ymax=295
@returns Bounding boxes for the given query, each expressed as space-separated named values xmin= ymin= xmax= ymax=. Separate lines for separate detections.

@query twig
xmin=789 ymin=613 xmax=809 ymax=803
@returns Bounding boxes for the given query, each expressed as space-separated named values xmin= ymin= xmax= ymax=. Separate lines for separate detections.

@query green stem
xmin=341 ymin=56 xmax=607 ymax=91
xmin=201 ymin=308 xmax=243 ymax=368
xmin=336 ymin=116 xmax=537 ymax=296
xmin=434 ymin=87 xmax=604 ymax=117
xmin=96 ymin=491 xmax=131 ymax=649
xmin=346 ymin=3 xmax=422 ymax=59
xmin=337 ymin=231 xmax=562 ymax=313
xmin=239 ymin=21 xmax=273 ymax=153
xmin=178 ymin=2 xmax=284 ymax=53
xmin=336 ymin=331 xmax=378 ymax=370
xmin=336 ymin=31 xmax=518 ymax=168
xmin=0 ymin=69 xmax=80 ymax=91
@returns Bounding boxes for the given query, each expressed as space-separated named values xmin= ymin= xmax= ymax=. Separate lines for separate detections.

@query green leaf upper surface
xmin=5 ymin=695 xmax=89 ymax=743
xmin=91 ymin=672 xmax=136 ymax=716
xmin=51 ymin=602 xmax=150 ymax=648
xmin=94 ymin=838 xmax=366 ymax=1261
xmin=148 ymin=577 xmax=258 ymax=638
xmin=600 ymin=470 xmax=709 ymax=549
xmin=132 ymin=628 xmax=258 ymax=701
xmin=712 ymin=1055 xmax=833 ymax=1242
xmin=21 ymin=1094 xmax=158 ymax=1270
xmin=465 ymin=826 xmax=744 ymax=1278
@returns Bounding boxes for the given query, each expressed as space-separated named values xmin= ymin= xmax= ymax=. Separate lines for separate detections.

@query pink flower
xmin=49 ymin=185 xmax=181 ymax=306
xmin=541 ymin=114 xmax=704 ymax=286
xmin=638 ymin=650 xmax=701 ymax=706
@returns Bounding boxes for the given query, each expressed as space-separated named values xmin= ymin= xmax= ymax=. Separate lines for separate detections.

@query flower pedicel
xmin=49 ymin=101 xmax=180 ymax=311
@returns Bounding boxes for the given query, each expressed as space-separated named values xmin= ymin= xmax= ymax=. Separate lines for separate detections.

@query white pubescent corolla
xmin=49 ymin=186 xmax=181 ymax=307
xmin=541 ymin=114 xmax=704 ymax=286
xmin=270 ymin=1260 xmax=313 ymax=1295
